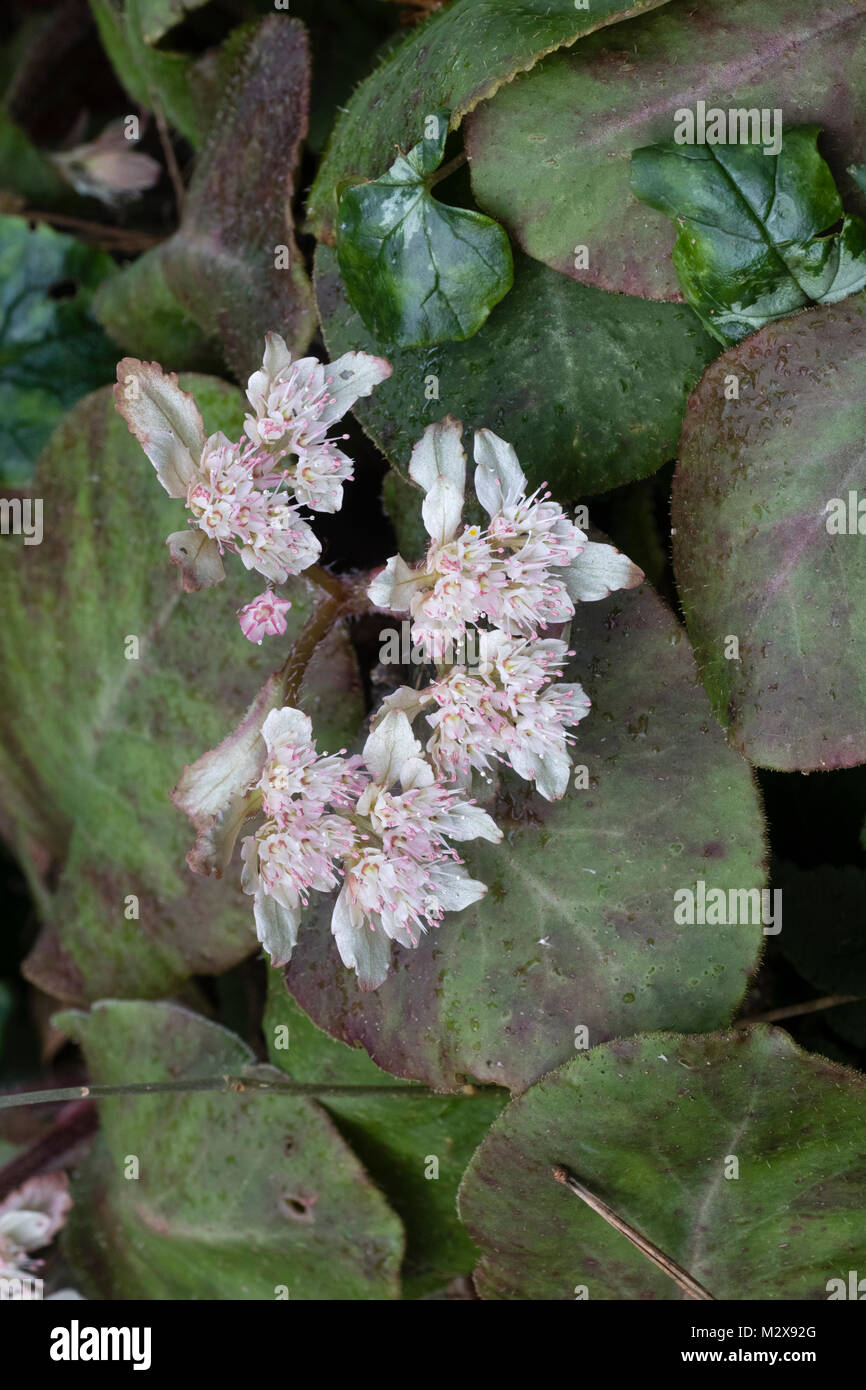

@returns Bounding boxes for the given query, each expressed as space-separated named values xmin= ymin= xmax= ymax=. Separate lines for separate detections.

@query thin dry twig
xmin=734 ymin=994 xmax=862 ymax=1027
xmin=553 ymin=1165 xmax=716 ymax=1301
xmin=151 ymin=95 xmax=185 ymax=219
xmin=21 ymin=209 xmax=162 ymax=252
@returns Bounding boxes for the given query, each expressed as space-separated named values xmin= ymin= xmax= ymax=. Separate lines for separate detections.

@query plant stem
xmin=429 ymin=150 xmax=468 ymax=187
xmin=22 ymin=209 xmax=162 ymax=251
xmin=0 ymin=1077 xmax=479 ymax=1111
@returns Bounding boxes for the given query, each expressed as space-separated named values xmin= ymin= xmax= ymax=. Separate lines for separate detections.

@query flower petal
xmin=427 ymin=860 xmax=488 ymax=912
xmin=172 ymin=668 xmax=291 ymax=876
xmin=362 ymin=710 xmax=421 ymax=787
xmin=473 ymin=428 xmax=526 ymax=517
xmin=253 ymin=891 xmax=301 ymax=967
xmin=408 ymin=417 xmax=466 ymax=544
xmin=114 ymin=359 xmax=206 ymax=498
xmin=331 ymin=885 xmax=392 ymax=991
xmin=166 ymin=530 xmax=225 ymax=591
xmin=319 ymin=350 xmax=393 ymax=425
xmin=564 ymin=541 xmax=644 ymax=602
xmin=367 ymin=554 xmax=423 ymax=611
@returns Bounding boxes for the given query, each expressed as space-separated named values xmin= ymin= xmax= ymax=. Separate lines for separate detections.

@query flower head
xmin=241 ymin=707 xmax=500 ymax=989
xmin=115 ymin=339 xmax=391 ymax=590
xmin=332 ymin=712 xmax=501 ymax=988
xmin=378 ymin=632 xmax=591 ymax=800
xmin=368 ymin=418 xmax=643 ymax=646
xmin=244 ymin=333 xmax=392 ymax=512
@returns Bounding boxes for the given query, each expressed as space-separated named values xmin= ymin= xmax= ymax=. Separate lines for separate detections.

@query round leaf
xmin=459 ymin=1026 xmax=866 ymax=1300
xmin=59 ymin=1002 xmax=404 ymax=1299
xmin=672 ymin=292 xmax=866 ymax=770
xmin=265 ymin=975 xmax=506 ymax=1298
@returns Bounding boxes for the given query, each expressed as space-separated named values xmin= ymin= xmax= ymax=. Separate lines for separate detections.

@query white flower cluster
xmin=238 ymin=420 xmax=642 ymax=987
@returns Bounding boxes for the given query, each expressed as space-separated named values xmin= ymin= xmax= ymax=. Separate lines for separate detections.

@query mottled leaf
xmin=0 ymin=215 xmax=117 ymax=487
xmin=308 ymin=0 xmax=674 ymax=242
xmin=286 ymin=571 xmax=766 ymax=1093
xmin=0 ymin=380 xmax=363 ymax=1003
xmin=631 ymin=128 xmax=866 ymax=342
xmin=60 ymin=1001 xmax=403 ymax=1299
xmin=337 ymin=110 xmax=512 ymax=347
xmin=317 ymin=244 xmax=716 ymax=498
xmin=459 ymin=1026 xmax=866 ymax=1300
xmin=466 ymin=0 xmax=866 ymax=299
xmin=265 ymin=973 xmax=505 ymax=1298
xmin=97 ymin=17 xmax=316 ymax=381
xmin=672 ymin=293 xmax=866 ymax=770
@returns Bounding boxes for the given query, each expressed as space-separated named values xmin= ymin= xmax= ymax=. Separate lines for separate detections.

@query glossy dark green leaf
xmin=308 ymin=0 xmax=674 ymax=242
xmin=459 ymin=1026 xmax=866 ymax=1300
xmin=317 ymin=244 xmax=716 ymax=499
xmin=672 ymin=293 xmax=866 ymax=770
xmin=0 ymin=215 xmax=117 ymax=487
xmin=264 ymin=972 xmax=505 ymax=1298
xmin=0 ymin=381 xmax=363 ymax=1003
xmin=467 ymin=0 xmax=866 ymax=300
xmin=96 ymin=17 xmax=316 ymax=380
xmin=286 ymin=572 xmax=766 ymax=1093
xmin=59 ymin=1001 xmax=404 ymax=1299
xmin=631 ymin=128 xmax=866 ymax=342
xmin=337 ymin=110 xmax=512 ymax=346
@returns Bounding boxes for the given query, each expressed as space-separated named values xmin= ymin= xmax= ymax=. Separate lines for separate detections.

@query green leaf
xmin=307 ymin=0 xmax=674 ymax=242
xmin=89 ymin=0 xmax=205 ymax=148
xmin=59 ymin=1001 xmax=404 ymax=1299
xmin=459 ymin=1026 xmax=866 ymax=1299
xmin=96 ymin=17 xmax=316 ymax=380
xmin=317 ymin=244 xmax=716 ymax=498
xmin=672 ymin=292 xmax=866 ymax=770
xmin=0 ymin=215 xmax=118 ymax=487
xmin=265 ymin=973 xmax=506 ymax=1298
xmin=466 ymin=0 xmax=866 ymax=301
xmin=631 ymin=128 xmax=866 ymax=343
xmin=285 ymin=569 xmax=766 ymax=1093
xmin=0 ymin=381 xmax=364 ymax=1003
xmin=773 ymin=861 xmax=866 ymax=1049
xmin=133 ymin=0 xmax=211 ymax=47
xmin=852 ymin=163 xmax=866 ymax=195
xmin=337 ymin=110 xmax=512 ymax=347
